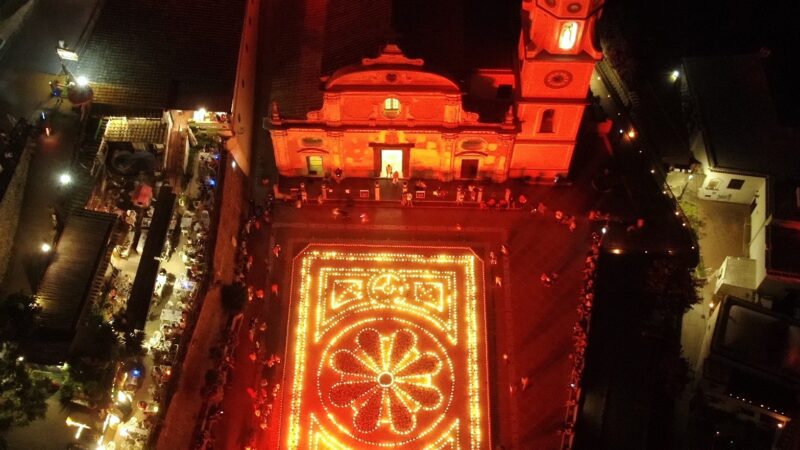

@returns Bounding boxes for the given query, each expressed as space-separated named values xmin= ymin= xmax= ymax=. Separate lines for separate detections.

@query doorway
xmin=381 ymin=149 xmax=403 ymax=178
xmin=460 ymin=159 xmax=479 ymax=179
xmin=306 ymin=155 xmax=323 ymax=176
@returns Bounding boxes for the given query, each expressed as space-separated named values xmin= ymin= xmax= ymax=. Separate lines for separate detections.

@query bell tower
xmin=511 ymin=0 xmax=604 ymax=180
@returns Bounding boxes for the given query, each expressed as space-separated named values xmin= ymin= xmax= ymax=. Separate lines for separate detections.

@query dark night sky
xmin=604 ymin=0 xmax=798 ymax=123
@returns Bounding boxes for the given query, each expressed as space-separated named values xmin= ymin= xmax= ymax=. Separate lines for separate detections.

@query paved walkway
xmin=0 ymin=0 xmax=101 ymax=294
xmin=210 ymin=124 xmax=622 ymax=449
xmin=671 ymin=178 xmax=750 ymax=447
xmin=0 ymin=102 xmax=80 ymax=297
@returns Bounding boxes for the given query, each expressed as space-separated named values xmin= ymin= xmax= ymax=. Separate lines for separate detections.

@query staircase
xmin=87 ymin=222 xmax=123 ymax=307
xmin=63 ymin=117 xmax=109 ymax=219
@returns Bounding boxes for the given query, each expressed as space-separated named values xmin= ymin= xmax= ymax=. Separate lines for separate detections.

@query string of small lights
xmin=283 ymin=247 xmax=488 ymax=449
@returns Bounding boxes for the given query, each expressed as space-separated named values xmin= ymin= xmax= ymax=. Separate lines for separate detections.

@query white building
xmin=682 ymin=54 xmax=800 ymax=305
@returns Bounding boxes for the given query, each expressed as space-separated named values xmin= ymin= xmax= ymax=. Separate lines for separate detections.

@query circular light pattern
xmin=319 ymin=325 xmax=453 ymax=442
xmin=368 ymin=273 xmax=406 ymax=304
xmin=283 ymin=246 xmax=488 ymax=450
xmin=545 ymin=70 xmax=574 ymax=89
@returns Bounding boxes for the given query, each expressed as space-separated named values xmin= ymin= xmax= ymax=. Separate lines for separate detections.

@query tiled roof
xmin=78 ymin=0 xmax=245 ymax=111
xmin=104 ymin=118 xmax=167 ymax=143
xmin=35 ymin=210 xmax=117 ymax=334
xmin=268 ymin=0 xmax=518 ymax=119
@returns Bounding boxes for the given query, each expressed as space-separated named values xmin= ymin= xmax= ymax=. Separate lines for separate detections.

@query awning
xmin=132 ymin=184 xmax=153 ymax=208
xmin=126 ymin=186 xmax=176 ymax=330
xmin=35 ymin=210 xmax=118 ymax=338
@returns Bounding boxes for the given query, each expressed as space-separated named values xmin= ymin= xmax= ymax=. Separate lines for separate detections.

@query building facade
xmin=269 ymin=0 xmax=604 ymax=182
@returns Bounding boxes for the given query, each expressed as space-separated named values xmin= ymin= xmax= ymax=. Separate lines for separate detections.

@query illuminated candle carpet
xmin=279 ymin=244 xmax=490 ymax=449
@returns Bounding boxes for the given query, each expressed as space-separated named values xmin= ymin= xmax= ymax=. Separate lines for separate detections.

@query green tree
xmin=645 ymin=257 xmax=703 ymax=317
xmin=0 ymin=344 xmax=50 ymax=435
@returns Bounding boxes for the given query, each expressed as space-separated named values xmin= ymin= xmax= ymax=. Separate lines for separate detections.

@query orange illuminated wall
xmin=269 ymin=45 xmax=516 ymax=182
xmin=510 ymin=0 xmax=604 ymax=180
xmin=267 ymin=2 xmax=604 ymax=182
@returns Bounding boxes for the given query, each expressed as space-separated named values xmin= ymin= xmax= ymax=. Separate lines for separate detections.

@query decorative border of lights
xmin=281 ymin=245 xmax=489 ymax=449
xmin=316 ymin=267 xmax=458 ymax=343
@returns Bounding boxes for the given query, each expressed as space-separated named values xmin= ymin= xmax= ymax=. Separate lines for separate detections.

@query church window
xmin=461 ymin=139 xmax=487 ymax=151
xmin=540 ymin=109 xmax=555 ymax=133
xmin=727 ymin=179 xmax=745 ymax=190
xmin=383 ymin=97 xmax=401 ymax=118
xmin=558 ymin=22 xmax=579 ymax=50
xmin=301 ymin=137 xmax=324 ymax=147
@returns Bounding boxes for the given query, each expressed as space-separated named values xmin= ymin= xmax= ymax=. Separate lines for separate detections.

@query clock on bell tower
xmin=510 ymin=0 xmax=604 ymax=180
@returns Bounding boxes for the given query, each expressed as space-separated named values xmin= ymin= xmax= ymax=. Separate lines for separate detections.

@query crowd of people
xmin=192 ymin=186 xmax=284 ymax=449
xmin=559 ymin=230 xmax=602 ymax=447
xmin=125 ymin=139 xmax=222 ymax=450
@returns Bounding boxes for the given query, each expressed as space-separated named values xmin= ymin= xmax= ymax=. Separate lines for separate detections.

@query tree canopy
xmin=0 ymin=344 xmax=50 ymax=433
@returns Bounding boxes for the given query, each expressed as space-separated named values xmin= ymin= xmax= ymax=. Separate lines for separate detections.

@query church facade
xmin=269 ymin=0 xmax=604 ymax=182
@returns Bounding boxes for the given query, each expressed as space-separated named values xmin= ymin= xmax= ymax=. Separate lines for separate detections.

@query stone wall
xmin=0 ymin=139 xmax=33 ymax=285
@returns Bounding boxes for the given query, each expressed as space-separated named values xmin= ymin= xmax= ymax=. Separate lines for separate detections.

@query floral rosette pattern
xmin=327 ymin=327 xmax=446 ymax=435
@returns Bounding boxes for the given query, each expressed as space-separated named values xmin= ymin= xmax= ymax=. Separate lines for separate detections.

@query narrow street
xmin=2 ymin=0 xmax=104 ymax=436
xmin=0 ymin=0 xmax=100 ymax=120
xmin=0 ymin=0 xmax=101 ymax=295
xmin=591 ymin=60 xmax=753 ymax=448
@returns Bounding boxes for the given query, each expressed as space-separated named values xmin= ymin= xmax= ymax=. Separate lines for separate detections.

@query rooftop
xmin=77 ymin=0 xmax=245 ymax=112
xmin=682 ymin=54 xmax=800 ymax=178
xmin=104 ymin=118 xmax=168 ymax=143
xmin=713 ymin=298 xmax=800 ymax=384
xmin=35 ymin=210 xmax=117 ymax=334
xmin=267 ymin=0 xmax=518 ymax=119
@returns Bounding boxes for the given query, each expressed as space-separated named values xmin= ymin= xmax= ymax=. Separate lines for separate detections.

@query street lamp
xmin=59 ymin=172 xmax=72 ymax=185
xmin=193 ymin=107 xmax=207 ymax=122
xmin=670 ymin=70 xmax=680 ymax=82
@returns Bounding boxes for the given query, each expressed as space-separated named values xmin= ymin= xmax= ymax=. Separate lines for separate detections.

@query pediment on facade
xmin=326 ymin=45 xmax=460 ymax=93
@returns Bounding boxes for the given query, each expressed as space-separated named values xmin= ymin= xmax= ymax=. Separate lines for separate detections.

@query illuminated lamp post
xmin=66 ymin=75 xmax=94 ymax=106
xmin=37 ymin=242 xmax=52 ymax=290
xmin=58 ymin=172 xmax=72 ymax=186
xmin=55 ymin=44 xmax=93 ymax=107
